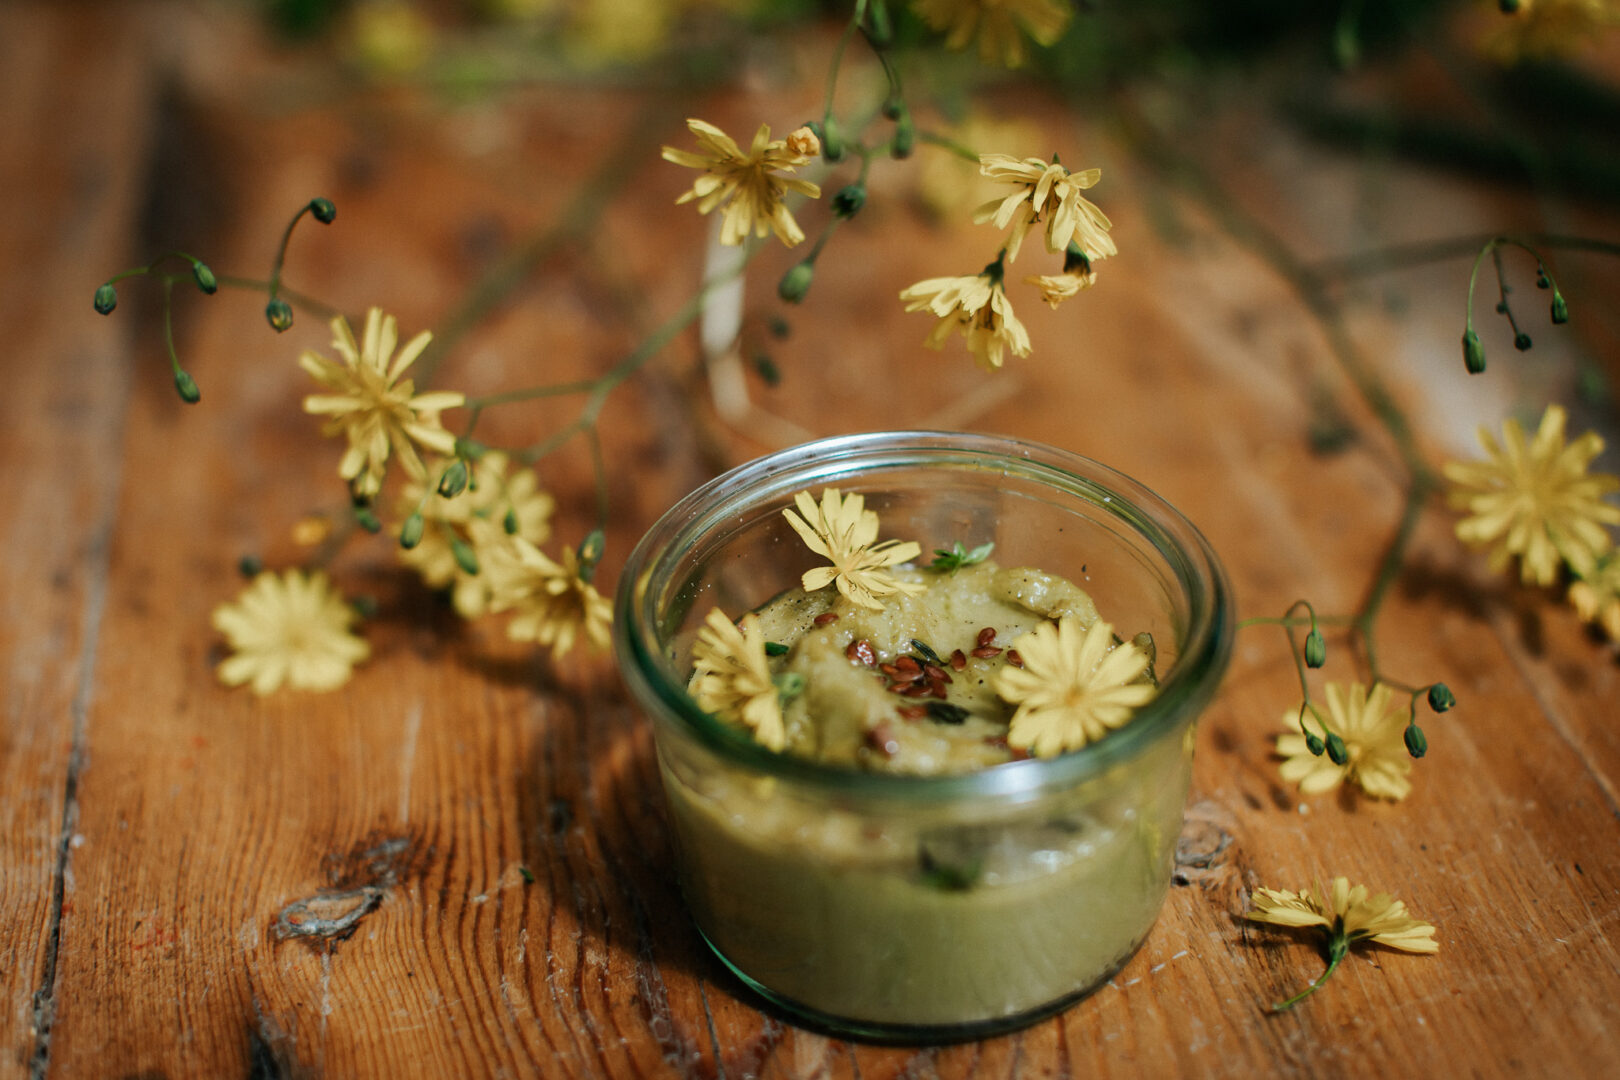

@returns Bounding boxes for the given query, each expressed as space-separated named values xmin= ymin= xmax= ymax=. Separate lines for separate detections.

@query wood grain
xmin=4 ymin=3 xmax=1620 ymax=1077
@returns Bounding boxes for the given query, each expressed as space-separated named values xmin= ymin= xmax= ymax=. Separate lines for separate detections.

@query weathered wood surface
xmin=4 ymin=3 xmax=1619 ymax=1077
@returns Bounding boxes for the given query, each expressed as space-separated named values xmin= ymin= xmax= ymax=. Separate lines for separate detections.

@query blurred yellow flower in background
xmin=663 ymin=119 xmax=823 ymax=247
xmin=212 ymin=570 xmax=370 ymax=695
xmin=911 ymin=0 xmax=1072 ymax=68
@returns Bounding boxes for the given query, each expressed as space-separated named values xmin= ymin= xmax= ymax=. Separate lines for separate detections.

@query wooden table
xmin=5 ymin=3 xmax=1619 ymax=1076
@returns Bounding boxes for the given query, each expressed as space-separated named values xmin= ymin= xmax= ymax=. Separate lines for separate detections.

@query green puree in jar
xmin=666 ymin=561 xmax=1181 ymax=1028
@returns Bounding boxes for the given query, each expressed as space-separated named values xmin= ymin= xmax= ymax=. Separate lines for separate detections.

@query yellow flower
xmin=396 ymin=453 xmax=556 ymax=618
xmin=1443 ymin=404 xmax=1620 ymax=586
xmin=995 ymin=617 xmax=1157 ymax=757
xmin=485 ymin=538 xmax=613 ymax=658
xmin=781 ymin=488 xmax=924 ymax=611
xmin=975 ymin=154 xmax=1116 ymax=263
xmin=662 ymin=119 xmax=822 ymax=247
xmin=1246 ymin=876 xmax=1438 ymax=1009
xmin=1277 ymin=682 xmax=1413 ymax=801
xmin=1025 ymin=256 xmax=1097 ymax=309
xmin=690 ymin=607 xmax=785 ymax=750
xmin=1485 ymin=0 xmax=1620 ymax=64
xmin=899 ymin=269 xmax=1031 ymax=371
xmin=1570 ymin=550 xmax=1620 ymax=642
xmin=211 ymin=569 xmax=370 ymax=695
xmin=911 ymin=0 xmax=1072 ymax=68
xmin=300 ymin=308 xmax=465 ymax=498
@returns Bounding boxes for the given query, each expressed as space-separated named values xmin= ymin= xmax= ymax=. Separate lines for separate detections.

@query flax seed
xmin=950 ymin=649 xmax=967 ymax=671
xmin=971 ymin=645 xmax=1002 ymax=659
xmin=976 ymin=627 xmax=997 ymax=647
xmin=1006 ymin=649 xmax=1024 ymax=668
xmin=813 ymin=612 xmax=839 ymax=627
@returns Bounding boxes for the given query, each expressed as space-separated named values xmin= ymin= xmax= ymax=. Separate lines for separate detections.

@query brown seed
xmin=972 ymin=645 xmax=1003 ymax=659
xmin=886 ymin=681 xmax=912 ymax=694
xmin=923 ymin=664 xmax=951 ymax=683
xmin=1006 ymin=649 xmax=1024 ymax=668
xmin=879 ymin=663 xmax=901 ymax=678
xmin=976 ymin=627 xmax=997 ymax=647
xmin=902 ymin=684 xmax=933 ymax=697
xmin=950 ymin=649 xmax=967 ymax=671
xmin=814 ymin=612 xmax=839 ymax=627
xmin=895 ymin=655 xmax=921 ymax=674
xmin=852 ymin=640 xmax=876 ymax=666
xmin=929 ymin=683 xmax=948 ymax=699
xmin=898 ymin=705 xmax=927 ymax=721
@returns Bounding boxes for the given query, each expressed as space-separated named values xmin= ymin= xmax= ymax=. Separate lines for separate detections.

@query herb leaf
xmin=926 ymin=701 xmax=970 ymax=725
xmin=930 ymin=540 xmax=995 ymax=572
xmin=764 ymin=641 xmax=790 ymax=657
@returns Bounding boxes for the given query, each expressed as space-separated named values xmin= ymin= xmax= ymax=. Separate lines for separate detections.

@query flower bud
xmin=1405 ymin=723 xmax=1428 ymax=759
xmin=1462 ymin=329 xmax=1486 ymax=374
xmin=1514 ymin=332 xmax=1532 ymax=352
xmin=309 ymin=197 xmax=337 ymax=224
xmin=883 ymin=97 xmax=905 ymax=121
xmin=450 ymin=536 xmax=480 ymax=575
xmin=437 ymin=459 xmax=469 ymax=498
xmin=832 ymin=184 xmax=866 ymax=219
xmin=265 ymin=297 xmax=294 ymax=333
xmin=400 ymin=512 xmax=425 ymax=549
xmin=1499 ymin=0 xmax=1521 ymax=11
xmin=238 ymin=555 xmax=263 ymax=578
xmin=821 ymin=115 xmax=845 ymax=162
xmin=753 ymin=353 xmax=781 ymax=387
xmin=94 ymin=283 xmax=118 ymax=315
xmin=1325 ymin=732 xmax=1349 ymax=766
xmin=891 ymin=111 xmax=915 ymax=159
xmin=866 ymin=0 xmax=893 ymax=45
xmin=192 ymin=261 xmax=218 ymax=294
xmin=1551 ymin=292 xmax=1568 ymax=325
xmin=1305 ymin=731 xmax=1325 ymax=757
xmin=174 ymin=369 xmax=201 ymax=403
xmin=784 ymin=126 xmax=820 ymax=159
xmin=1427 ymin=682 xmax=1456 ymax=713
xmin=1304 ymin=629 xmax=1326 ymax=669
xmin=778 ymin=261 xmax=815 ymax=304
xmin=504 ymin=507 xmax=519 ymax=535
xmin=578 ymin=527 xmax=606 ymax=569
xmin=354 ymin=506 xmax=382 ymax=534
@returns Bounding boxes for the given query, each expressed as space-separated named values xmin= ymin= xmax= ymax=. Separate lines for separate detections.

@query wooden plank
xmin=0 ymin=5 xmax=155 ymax=1077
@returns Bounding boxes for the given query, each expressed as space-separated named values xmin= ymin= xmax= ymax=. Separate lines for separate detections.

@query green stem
xmin=823 ymin=0 xmax=870 ymax=130
xmin=267 ymin=203 xmax=316 ymax=300
xmin=213 ymin=275 xmax=342 ymax=320
xmin=1310 ymin=232 xmax=1620 ymax=284
xmin=917 ymin=129 xmax=983 ymax=163
xmin=1271 ymin=934 xmax=1349 ymax=1012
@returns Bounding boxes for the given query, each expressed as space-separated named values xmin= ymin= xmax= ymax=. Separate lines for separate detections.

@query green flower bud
xmin=437 ymin=459 xmax=469 ymax=498
xmin=1304 ymin=630 xmax=1326 ymax=669
xmin=1551 ymin=293 xmax=1569 ymax=325
xmin=768 ymin=315 xmax=791 ymax=339
xmin=1499 ymin=0 xmax=1520 ymax=12
xmin=753 ymin=353 xmax=781 ymax=387
xmin=351 ymin=595 xmax=378 ymax=619
xmin=578 ymin=527 xmax=606 ymax=570
xmin=354 ymin=506 xmax=382 ymax=534
xmin=866 ymin=0 xmax=892 ymax=45
xmin=821 ymin=116 xmax=844 ymax=162
xmin=1304 ymin=731 xmax=1325 ymax=757
xmin=238 ymin=555 xmax=263 ymax=578
xmin=504 ymin=507 xmax=519 ymax=535
xmin=778 ymin=261 xmax=815 ymax=304
xmin=400 ymin=512 xmax=425 ymax=549
xmin=891 ymin=112 xmax=915 ymax=160
xmin=1427 ymin=682 xmax=1456 ymax=713
xmin=450 ymin=536 xmax=480 ymax=575
xmin=883 ymin=97 xmax=905 ymax=121
xmin=94 ymin=283 xmax=118 ymax=315
xmin=173 ymin=369 xmax=201 ymax=404
xmin=1405 ymin=723 xmax=1428 ymax=759
xmin=1514 ymin=332 xmax=1533 ymax=352
xmin=1462 ymin=329 xmax=1486 ymax=374
xmin=265 ymin=297 xmax=293 ymax=333
xmin=309 ymin=197 xmax=337 ymax=224
xmin=832 ymin=184 xmax=866 ymax=219
xmin=1325 ymin=732 xmax=1349 ymax=766
xmin=192 ymin=261 xmax=218 ymax=295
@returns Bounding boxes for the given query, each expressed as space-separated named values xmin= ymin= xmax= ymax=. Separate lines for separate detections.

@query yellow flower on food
xmin=485 ymin=537 xmax=612 ymax=658
xmin=1277 ymin=682 xmax=1412 ymax=801
xmin=1485 ymin=0 xmax=1620 ymax=64
xmin=690 ymin=607 xmax=785 ymax=750
xmin=781 ymin=488 xmax=924 ymax=611
xmin=1443 ymin=404 xmax=1620 ymax=587
xmin=995 ymin=617 xmax=1156 ymax=757
xmin=899 ymin=269 xmax=1031 ymax=371
xmin=911 ymin=0 xmax=1072 ymax=68
xmin=662 ymin=119 xmax=822 ymax=247
xmin=1570 ymin=550 xmax=1620 ymax=642
xmin=396 ymin=453 xmax=556 ymax=618
xmin=300 ymin=308 xmax=464 ymax=498
xmin=1246 ymin=876 xmax=1438 ymax=1009
xmin=976 ymin=154 xmax=1116 ymax=263
xmin=211 ymin=569 xmax=369 ymax=695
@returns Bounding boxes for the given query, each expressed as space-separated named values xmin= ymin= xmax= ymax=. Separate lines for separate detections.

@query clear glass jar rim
xmin=614 ymin=430 xmax=1233 ymax=803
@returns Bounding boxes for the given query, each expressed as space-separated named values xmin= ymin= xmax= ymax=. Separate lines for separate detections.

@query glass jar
xmin=614 ymin=431 xmax=1232 ymax=1041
